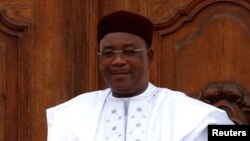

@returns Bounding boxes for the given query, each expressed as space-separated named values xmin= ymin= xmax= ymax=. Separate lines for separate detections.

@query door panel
xmin=152 ymin=0 xmax=250 ymax=123
xmin=0 ymin=11 xmax=29 ymax=141
xmin=154 ymin=1 xmax=250 ymax=95
xmin=0 ymin=0 xmax=250 ymax=141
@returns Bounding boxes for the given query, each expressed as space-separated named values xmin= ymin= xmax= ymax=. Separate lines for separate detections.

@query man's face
xmin=99 ymin=32 xmax=153 ymax=97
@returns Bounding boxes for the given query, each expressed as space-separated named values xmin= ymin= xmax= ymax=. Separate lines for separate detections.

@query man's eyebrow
xmin=101 ymin=45 xmax=114 ymax=50
xmin=123 ymin=43 xmax=136 ymax=48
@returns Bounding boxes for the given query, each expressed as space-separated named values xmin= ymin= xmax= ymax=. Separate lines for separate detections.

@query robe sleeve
xmin=46 ymin=108 xmax=77 ymax=141
xmin=181 ymin=110 xmax=234 ymax=141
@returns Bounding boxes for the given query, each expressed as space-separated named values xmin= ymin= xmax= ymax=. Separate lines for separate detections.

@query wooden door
xmin=0 ymin=0 xmax=100 ymax=141
xmin=0 ymin=7 xmax=29 ymax=141
xmin=0 ymin=0 xmax=250 ymax=141
xmin=151 ymin=0 xmax=250 ymax=123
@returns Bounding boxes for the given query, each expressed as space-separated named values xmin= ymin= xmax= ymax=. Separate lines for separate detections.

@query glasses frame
xmin=97 ymin=48 xmax=148 ymax=58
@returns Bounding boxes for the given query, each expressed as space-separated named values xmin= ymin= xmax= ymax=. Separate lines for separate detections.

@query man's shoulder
xmin=156 ymin=86 xmax=232 ymax=123
xmin=46 ymin=88 xmax=110 ymax=115
xmin=156 ymin=86 xmax=218 ymax=111
xmin=156 ymin=86 xmax=233 ymax=139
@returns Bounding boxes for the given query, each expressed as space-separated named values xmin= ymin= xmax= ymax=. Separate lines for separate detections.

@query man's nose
xmin=112 ymin=52 xmax=126 ymax=65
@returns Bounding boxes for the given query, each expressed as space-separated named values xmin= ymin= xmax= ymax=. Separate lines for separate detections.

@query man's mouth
xmin=112 ymin=72 xmax=129 ymax=75
xmin=111 ymin=70 xmax=130 ymax=75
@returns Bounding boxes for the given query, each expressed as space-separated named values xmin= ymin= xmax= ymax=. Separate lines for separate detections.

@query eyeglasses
xmin=97 ymin=48 xmax=148 ymax=59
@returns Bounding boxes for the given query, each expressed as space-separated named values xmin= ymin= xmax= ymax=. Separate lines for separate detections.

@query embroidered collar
xmin=108 ymin=83 xmax=157 ymax=101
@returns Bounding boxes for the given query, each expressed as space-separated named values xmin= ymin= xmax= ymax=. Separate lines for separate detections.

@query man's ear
xmin=147 ymin=49 xmax=154 ymax=64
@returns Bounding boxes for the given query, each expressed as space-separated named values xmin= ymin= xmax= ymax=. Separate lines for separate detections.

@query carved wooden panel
xmin=0 ymin=0 xmax=31 ymax=22
xmin=194 ymin=81 xmax=250 ymax=124
xmin=0 ymin=10 xmax=29 ymax=141
xmin=152 ymin=0 xmax=250 ymax=101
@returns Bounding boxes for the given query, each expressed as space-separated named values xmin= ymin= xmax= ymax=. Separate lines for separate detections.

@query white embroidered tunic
xmin=46 ymin=83 xmax=234 ymax=141
xmin=94 ymin=83 xmax=159 ymax=141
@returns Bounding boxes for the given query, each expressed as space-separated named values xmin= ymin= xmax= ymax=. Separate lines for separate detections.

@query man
xmin=46 ymin=10 xmax=233 ymax=141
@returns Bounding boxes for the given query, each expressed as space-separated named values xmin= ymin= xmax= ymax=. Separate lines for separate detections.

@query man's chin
xmin=110 ymin=83 xmax=133 ymax=93
xmin=111 ymin=83 xmax=131 ymax=91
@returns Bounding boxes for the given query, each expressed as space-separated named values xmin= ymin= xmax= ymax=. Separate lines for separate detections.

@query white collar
xmin=109 ymin=83 xmax=156 ymax=101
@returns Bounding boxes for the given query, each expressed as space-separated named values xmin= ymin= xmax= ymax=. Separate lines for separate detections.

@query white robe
xmin=46 ymin=83 xmax=233 ymax=141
